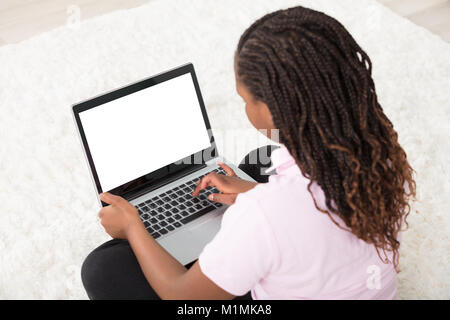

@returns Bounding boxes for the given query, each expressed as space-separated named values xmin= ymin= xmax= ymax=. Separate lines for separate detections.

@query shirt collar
xmin=265 ymin=146 xmax=299 ymax=175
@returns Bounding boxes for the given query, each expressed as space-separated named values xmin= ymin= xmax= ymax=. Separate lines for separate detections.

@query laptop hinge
xmin=125 ymin=164 xmax=207 ymax=202
xmin=206 ymin=156 xmax=221 ymax=166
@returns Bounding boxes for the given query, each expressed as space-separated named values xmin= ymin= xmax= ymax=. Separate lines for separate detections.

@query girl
xmin=81 ymin=6 xmax=415 ymax=300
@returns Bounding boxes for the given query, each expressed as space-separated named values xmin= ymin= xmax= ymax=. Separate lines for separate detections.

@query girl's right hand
xmin=192 ymin=162 xmax=257 ymax=205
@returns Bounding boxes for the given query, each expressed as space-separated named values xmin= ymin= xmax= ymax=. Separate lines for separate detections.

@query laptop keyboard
xmin=135 ymin=166 xmax=227 ymax=239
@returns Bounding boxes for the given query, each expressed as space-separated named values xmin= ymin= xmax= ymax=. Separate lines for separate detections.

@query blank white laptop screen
xmin=79 ymin=73 xmax=211 ymax=191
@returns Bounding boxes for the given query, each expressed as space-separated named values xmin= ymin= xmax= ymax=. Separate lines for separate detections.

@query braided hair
xmin=235 ymin=6 xmax=416 ymax=270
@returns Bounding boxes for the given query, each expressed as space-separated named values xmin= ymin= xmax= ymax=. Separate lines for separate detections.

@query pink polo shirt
xmin=198 ymin=146 xmax=398 ymax=299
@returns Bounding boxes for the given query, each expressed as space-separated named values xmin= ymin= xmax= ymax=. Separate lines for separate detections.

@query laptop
xmin=72 ymin=63 xmax=254 ymax=265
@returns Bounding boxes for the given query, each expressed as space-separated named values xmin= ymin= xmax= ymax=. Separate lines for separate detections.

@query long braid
xmin=235 ymin=6 xmax=416 ymax=270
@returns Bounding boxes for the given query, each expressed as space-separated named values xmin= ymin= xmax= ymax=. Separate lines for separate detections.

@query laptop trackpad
xmin=157 ymin=214 xmax=223 ymax=265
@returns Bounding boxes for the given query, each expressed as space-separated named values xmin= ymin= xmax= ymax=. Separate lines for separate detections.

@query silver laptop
xmin=72 ymin=63 xmax=254 ymax=265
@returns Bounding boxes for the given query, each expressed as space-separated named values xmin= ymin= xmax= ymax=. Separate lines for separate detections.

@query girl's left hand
xmin=98 ymin=193 xmax=143 ymax=239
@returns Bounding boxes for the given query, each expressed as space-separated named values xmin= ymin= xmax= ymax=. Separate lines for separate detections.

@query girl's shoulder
xmin=242 ymin=173 xmax=314 ymax=204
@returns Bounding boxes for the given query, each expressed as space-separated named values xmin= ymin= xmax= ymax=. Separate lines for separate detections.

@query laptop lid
xmin=72 ymin=63 xmax=217 ymax=203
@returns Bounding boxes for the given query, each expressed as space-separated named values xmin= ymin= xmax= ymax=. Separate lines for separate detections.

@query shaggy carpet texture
xmin=0 ymin=0 xmax=448 ymax=299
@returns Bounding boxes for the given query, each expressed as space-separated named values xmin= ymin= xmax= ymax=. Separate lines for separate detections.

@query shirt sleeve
xmin=198 ymin=193 xmax=277 ymax=296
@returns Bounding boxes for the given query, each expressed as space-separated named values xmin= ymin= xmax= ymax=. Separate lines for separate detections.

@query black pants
xmin=81 ymin=145 xmax=278 ymax=300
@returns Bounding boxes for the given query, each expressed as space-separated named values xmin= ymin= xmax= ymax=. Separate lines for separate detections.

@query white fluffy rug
xmin=0 ymin=0 xmax=448 ymax=299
